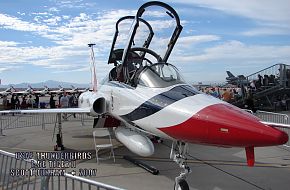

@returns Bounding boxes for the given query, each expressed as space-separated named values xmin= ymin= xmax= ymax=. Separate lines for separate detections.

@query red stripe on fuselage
xmin=159 ymin=103 xmax=288 ymax=147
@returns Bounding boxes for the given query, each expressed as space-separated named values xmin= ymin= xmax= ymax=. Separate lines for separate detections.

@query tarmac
xmin=0 ymin=114 xmax=290 ymax=190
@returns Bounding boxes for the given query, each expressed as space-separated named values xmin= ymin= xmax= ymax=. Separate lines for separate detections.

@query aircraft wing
xmin=260 ymin=121 xmax=290 ymax=129
xmin=0 ymin=107 xmax=90 ymax=114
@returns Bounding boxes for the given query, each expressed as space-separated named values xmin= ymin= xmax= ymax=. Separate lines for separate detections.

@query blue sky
xmin=0 ymin=0 xmax=289 ymax=85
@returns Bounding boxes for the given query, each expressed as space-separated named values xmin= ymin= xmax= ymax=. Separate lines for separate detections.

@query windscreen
xmin=138 ymin=63 xmax=185 ymax=88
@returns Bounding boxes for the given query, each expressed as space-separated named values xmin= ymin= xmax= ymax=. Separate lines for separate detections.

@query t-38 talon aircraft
xmin=11 ymin=85 xmax=34 ymax=96
xmin=0 ymin=86 xmax=14 ymax=97
xmin=48 ymin=85 xmax=64 ymax=95
xmin=31 ymin=85 xmax=50 ymax=96
xmin=0 ymin=1 xmax=288 ymax=190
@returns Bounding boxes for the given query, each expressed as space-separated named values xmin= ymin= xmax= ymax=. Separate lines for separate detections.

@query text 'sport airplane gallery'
xmin=0 ymin=1 xmax=288 ymax=190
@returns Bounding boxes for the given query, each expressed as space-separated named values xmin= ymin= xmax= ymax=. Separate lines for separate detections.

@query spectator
xmin=69 ymin=94 xmax=78 ymax=108
xmin=49 ymin=94 xmax=56 ymax=108
xmin=263 ymin=75 xmax=269 ymax=86
xmin=210 ymin=88 xmax=220 ymax=98
xmin=269 ymin=75 xmax=275 ymax=85
xmin=221 ymin=89 xmax=233 ymax=102
xmin=233 ymin=88 xmax=240 ymax=100
xmin=282 ymin=94 xmax=288 ymax=111
xmin=60 ymin=92 xmax=69 ymax=120
xmin=60 ymin=92 xmax=69 ymax=108
xmin=34 ymin=94 xmax=39 ymax=108
xmin=26 ymin=95 xmax=35 ymax=108
xmin=58 ymin=94 xmax=63 ymax=108
xmin=244 ymin=93 xmax=256 ymax=113
xmin=11 ymin=95 xmax=15 ymax=109
xmin=69 ymin=94 xmax=77 ymax=118
xmin=250 ymin=80 xmax=256 ymax=91
xmin=2 ymin=95 xmax=8 ymax=110
xmin=15 ymin=96 xmax=20 ymax=109
xmin=21 ymin=96 xmax=27 ymax=109
xmin=257 ymin=74 xmax=263 ymax=87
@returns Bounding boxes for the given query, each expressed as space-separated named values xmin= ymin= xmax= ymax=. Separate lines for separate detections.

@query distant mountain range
xmin=0 ymin=80 xmax=88 ymax=89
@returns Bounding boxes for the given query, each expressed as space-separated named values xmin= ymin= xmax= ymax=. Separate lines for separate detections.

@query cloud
xmin=167 ymin=0 xmax=290 ymax=36
xmin=17 ymin=12 xmax=25 ymax=16
xmin=0 ymin=41 xmax=20 ymax=47
xmin=52 ymin=0 xmax=97 ymax=9
xmin=166 ymin=40 xmax=290 ymax=83
xmin=48 ymin=7 xmax=60 ymax=12
xmin=0 ymin=9 xmax=138 ymax=75
xmin=169 ymin=0 xmax=290 ymax=23
xmin=0 ymin=7 xmax=185 ymax=81
xmin=1 ymin=1 xmax=288 ymax=84
xmin=241 ymin=21 xmax=290 ymax=36
xmin=0 ymin=65 xmax=21 ymax=73
xmin=42 ymin=16 xmax=62 ymax=26
xmin=170 ymin=40 xmax=290 ymax=65
xmin=242 ymin=28 xmax=290 ymax=36
xmin=0 ymin=13 xmax=49 ymax=32
xmin=177 ymin=35 xmax=220 ymax=46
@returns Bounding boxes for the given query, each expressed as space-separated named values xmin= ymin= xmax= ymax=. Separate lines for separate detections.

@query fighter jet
xmin=65 ymin=85 xmax=79 ymax=94
xmin=31 ymin=86 xmax=50 ymax=96
xmin=11 ymin=85 xmax=34 ymax=96
xmin=226 ymin=71 xmax=249 ymax=85
xmin=0 ymin=2 xmax=288 ymax=190
xmin=76 ymin=87 xmax=89 ymax=93
xmin=48 ymin=85 xmax=64 ymax=95
xmin=0 ymin=86 xmax=14 ymax=97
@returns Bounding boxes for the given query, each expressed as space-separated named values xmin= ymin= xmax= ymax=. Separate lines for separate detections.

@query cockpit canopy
xmin=138 ymin=63 xmax=185 ymax=88
xmin=106 ymin=1 xmax=185 ymax=89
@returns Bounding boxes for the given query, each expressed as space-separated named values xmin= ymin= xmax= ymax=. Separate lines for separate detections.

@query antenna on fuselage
xmin=88 ymin=43 xmax=97 ymax=92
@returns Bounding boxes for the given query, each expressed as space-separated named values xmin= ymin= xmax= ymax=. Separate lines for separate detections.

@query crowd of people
xmin=200 ymin=86 xmax=257 ymax=112
xmin=1 ymin=92 xmax=79 ymax=110
xmin=2 ymin=94 xmax=40 ymax=110
xmin=249 ymin=74 xmax=278 ymax=91
xmin=49 ymin=92 xmax=78 ymax=109
xmin=200 ymin=87 xmax=243 ymax=103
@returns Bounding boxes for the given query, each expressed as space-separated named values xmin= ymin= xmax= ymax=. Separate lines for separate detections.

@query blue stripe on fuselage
xmin=120 ymin=85 xmax=199 ymax=121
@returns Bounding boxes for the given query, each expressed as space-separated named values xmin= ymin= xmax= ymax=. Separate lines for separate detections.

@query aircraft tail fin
xmin=88 ymin=43 xmax=97 ymax=92
xmin=10 ymin=86 xmax=17 ymax=92
xmin=10 ymin=85 xmax=17 ymax=92
xmin=5 ymin=87 xmax=12 ymax=92
xmin=226 ymin=71 xmax=235 ymax=78
xmin=28 ymin=85 xmax=34 ymax=90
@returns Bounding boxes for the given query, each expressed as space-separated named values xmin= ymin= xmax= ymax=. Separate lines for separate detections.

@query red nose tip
xmin=159 ymin=103 xmax=289 ymax=147
xmin=199 ymin=104 xmax=289 ymax=147
xmin=266 ymin=127 xmax=288 ymax=145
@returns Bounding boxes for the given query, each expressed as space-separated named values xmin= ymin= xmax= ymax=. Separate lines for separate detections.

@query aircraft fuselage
xmin=80 ymin=80 xmax=288 ymax=148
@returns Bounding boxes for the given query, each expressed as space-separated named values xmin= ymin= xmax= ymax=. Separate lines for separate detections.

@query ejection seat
xmin=108 ymin=48 xmax=143 ymax=85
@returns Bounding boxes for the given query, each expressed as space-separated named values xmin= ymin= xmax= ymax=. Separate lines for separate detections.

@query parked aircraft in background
xmin=76 ymin=87 xmax=89 ymax=93
xmin=226 ymin=71 xmax=249 ymax=85
xmin=65 ymin=85 xmax=79 ymax=94
xmin=31 ymin=86 xmax=50 ymax=96
xmin=48 ymin=85 xmax=64 ymax=95
xmin=0 ymin=86 xmax=14 ymax=97
xmin=11 ymin=85 xmax=34 ymax=96
xmin=0 ymin=2 xmax=288 ymax=190
xmin=59 ymin=85 xmax=89 ymax=94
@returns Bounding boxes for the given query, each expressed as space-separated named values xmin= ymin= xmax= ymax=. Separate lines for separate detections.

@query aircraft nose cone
xmin=198 ymin=104 xmax=289 ymax=147
xmin=159 ymin=102 xmax=288 ymax=147
xmin=267 ymin=127 xmax=288 ymax=145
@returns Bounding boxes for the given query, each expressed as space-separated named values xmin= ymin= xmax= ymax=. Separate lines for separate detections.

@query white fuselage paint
xmin=133 ymin=94 xmax=227 ymax=138
xmin=78 ymin=80 xmax=225 ymax=140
